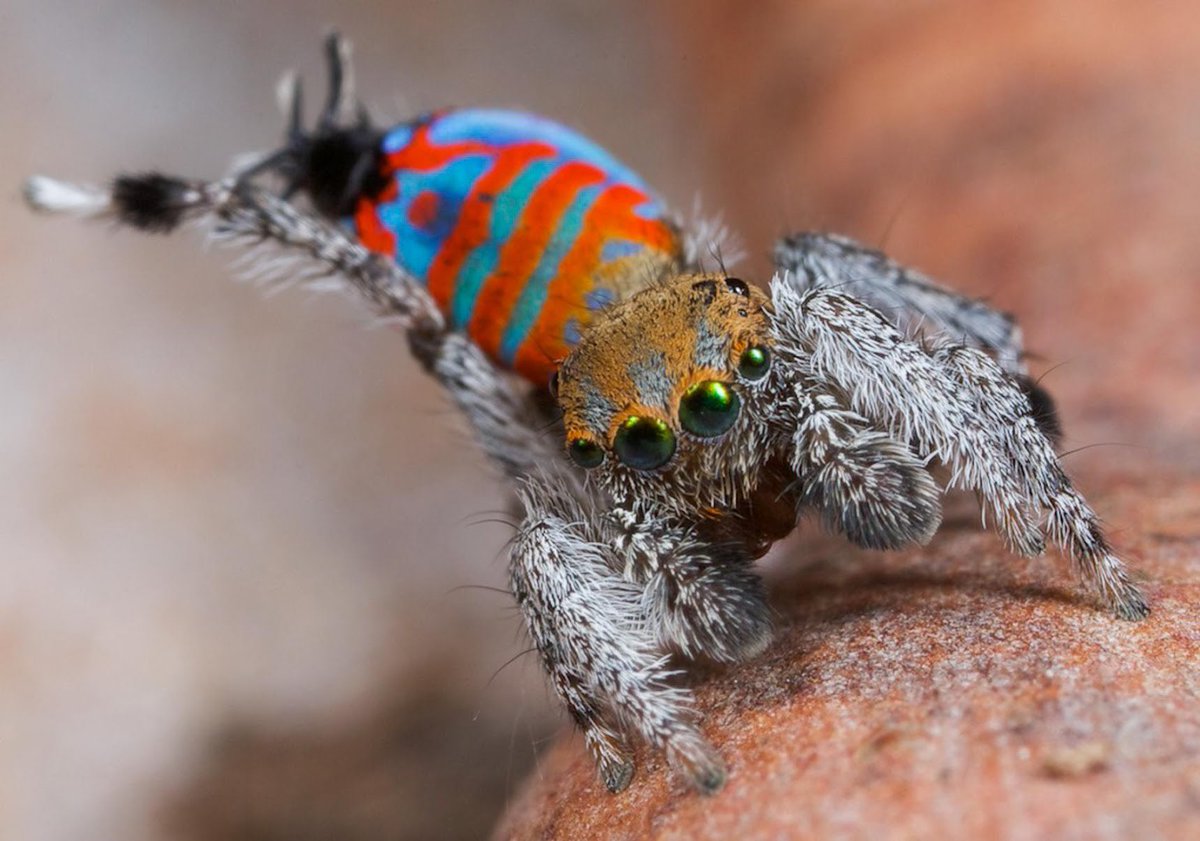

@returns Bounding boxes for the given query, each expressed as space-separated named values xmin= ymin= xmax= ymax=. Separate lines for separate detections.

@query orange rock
xmin=496 ymin=477 xmax=1200 ymax=839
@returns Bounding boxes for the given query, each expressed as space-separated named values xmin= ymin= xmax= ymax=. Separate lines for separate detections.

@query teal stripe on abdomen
xmin=449 ymin=157 xmax=558 ymax=329
xmin=498 ymin=182 xmax=604 ymax=365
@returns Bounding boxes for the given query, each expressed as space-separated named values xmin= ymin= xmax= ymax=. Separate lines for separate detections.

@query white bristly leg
xmin=770 ymin=280 xmax=1148 ymax=620
xmin=788 ymin=383 xmax=942 ymax=550
xmin=26 ymin=172 xmax=561 ymax=478
xmin=609 ymin=505 xmax=772 ymax=664
xmin=775 ymin=232 xmax=1026 ymax=375
xmin=512 ymin=476 xmax=726 ymax=793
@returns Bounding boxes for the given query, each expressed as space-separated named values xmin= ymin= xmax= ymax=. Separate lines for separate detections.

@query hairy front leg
xmin=788 ymin=382 xmax=942 ymax=550
xmin=775 ymin=232 xmax=1062 ymax=442
xmin=774 ymin=232 xmax=1025 ymax=373
xmin=512 ymin=477 xmax=726 ymax=793
xmin=610 ymin=505 xmax=772 ymax=665
xmin=770 ymin=281 xmax=1148 ymax=619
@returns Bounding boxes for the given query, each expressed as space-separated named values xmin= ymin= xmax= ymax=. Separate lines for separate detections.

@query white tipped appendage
xmin=23 ymin=176 xmax=112 ymax=217
xmin=275 ymin=70 xmax=299 ymax=118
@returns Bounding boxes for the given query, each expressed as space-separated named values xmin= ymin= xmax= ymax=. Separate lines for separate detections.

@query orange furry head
xmin=556 ymin=274 xmax=772 ymax=474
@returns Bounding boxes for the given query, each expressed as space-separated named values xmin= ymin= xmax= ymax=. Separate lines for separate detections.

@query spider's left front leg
xmin=786 ymin=381 xmax=943 ymax=551
xmin=610 ymin=505 xmax=772 ymax=665
xmin=775 ymin=232 xmax=1062 ymax=443
xmin=774 ymin=232 xmax=1026 ymax=373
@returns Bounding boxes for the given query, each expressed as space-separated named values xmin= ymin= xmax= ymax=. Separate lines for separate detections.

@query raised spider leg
xmin=770 ymin=281 xmax=1148 ymax=620
xmin=775 ymin=232 xmax=1062 ymax=442
xmin=609 ymin=505 xmax=772 ymax=664
xmin=412 ymin=331 xmax=561 ymax=477
xmin=512 ymin=477 xmax=726 ymax=793
xmin=787 ymin=382 xmax=942 ymax=550
xmin=24 ymin=174 xmax=559 ymax=478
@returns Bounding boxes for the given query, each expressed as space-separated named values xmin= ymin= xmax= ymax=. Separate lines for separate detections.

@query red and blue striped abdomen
xmin=353 ymin=109 xmax=681 ymax=384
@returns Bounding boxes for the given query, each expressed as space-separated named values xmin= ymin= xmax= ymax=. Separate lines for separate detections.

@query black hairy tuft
xmin=111 ymin=173 xmax=192 ymax=233
xmin=298 ymin=126 xmax=386 ymax=218
xmin=1017 ymin=375 xmax=1064 ymax=446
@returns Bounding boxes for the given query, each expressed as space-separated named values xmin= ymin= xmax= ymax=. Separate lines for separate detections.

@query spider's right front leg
xmin=511 ymin=476 xmax=726 ymax=793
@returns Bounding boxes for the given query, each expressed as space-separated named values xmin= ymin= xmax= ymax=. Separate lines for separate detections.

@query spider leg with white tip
xmin=769 ymin=280 xmax=1149 ymax=620
xmin=24 ymin=173 xmax=558 ymax=478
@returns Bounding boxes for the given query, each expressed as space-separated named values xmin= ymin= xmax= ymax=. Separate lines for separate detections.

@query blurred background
xmin=4 ymin=2 xmax=1198 ymax=840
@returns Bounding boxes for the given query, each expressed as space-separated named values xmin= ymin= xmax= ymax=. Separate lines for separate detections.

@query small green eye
xmin=738 ymin=345 xmax=771 ymax=381
xmin=679 ymin=381 xmax=740 ymax=438
xmin=568 ymin=438 xmax=605 ymax=469
xmin=613 ymin=416 xmax=675 ymax=471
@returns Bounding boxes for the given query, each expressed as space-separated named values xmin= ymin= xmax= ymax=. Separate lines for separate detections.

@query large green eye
xmin=738 ymin=345 xmax=771 ymax=381
xmin=679 ymin=381 xmax=740 ymax=438
xmin=613 ymin=416 xmax=675 ymax=471
xmin=568 ymin=438 xmax=605 ymax=469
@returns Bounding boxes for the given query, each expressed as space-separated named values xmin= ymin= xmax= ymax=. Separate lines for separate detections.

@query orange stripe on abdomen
xmin=355 ymin=180 xmax=399 ymax=253
xmin=511 ymin=185 xmax=679 ymax=380
xmin=467 ymin=160 xmax=606 ymax=362
xmin=422 ymin=143 xmax=555 ymax=310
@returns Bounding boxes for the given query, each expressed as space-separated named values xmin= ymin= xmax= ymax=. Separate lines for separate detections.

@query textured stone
xmin=496 ymin=476 xmax=1200 ymax=839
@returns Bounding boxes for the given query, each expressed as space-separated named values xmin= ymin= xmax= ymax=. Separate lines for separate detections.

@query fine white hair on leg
xmin=423 ymin=333 xmax=562 ymax=478
xmin=770 ymin=281 xmax=1148 ymax=619
xmin=25 ymin=170 xmax=561 ymax=482
xmin=23 ymin=176 xmax=113 ymax=217
xmin=789 ymin=385 xmax=942 ymax=550
xmin=209 ymin=184 xmax=444 ymax=332
xmin=23 ymin=173 xmax=445 ymax=334
xmin=512 ymin=476 xmax=726 ymax=793
xmin=608 ymin=506 xmax=772 ymax=664
xmin=933 ymin=344 xmax=1148 ymax=619
xmin=772 ymin=281 xmax=1041 ymax=551
xmin=775 ymin=232 xmax=1026 ymax=375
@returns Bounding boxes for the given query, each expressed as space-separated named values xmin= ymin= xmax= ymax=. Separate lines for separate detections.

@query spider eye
xmin=613 ymin=416 xmax=675 ymax=471
xmin=738 ymin=345 xmax=771 ymax=381
xmin=724 ymin=277 xmax=750 ymax=297
xmin=568 ymin=438 xmax=605 ymax=469
xmin=679 ymin=381 xmax=740 ymax=438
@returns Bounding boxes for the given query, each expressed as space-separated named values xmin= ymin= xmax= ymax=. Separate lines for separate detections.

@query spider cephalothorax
xmin=557 ymin=274 xmax=780 ymax=513
xmin=25 ymin=34 xmax=1149 ymax=798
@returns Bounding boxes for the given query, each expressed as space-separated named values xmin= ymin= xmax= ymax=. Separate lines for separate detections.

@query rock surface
xmin=496 ymin=475 xmax=1200 ymax=839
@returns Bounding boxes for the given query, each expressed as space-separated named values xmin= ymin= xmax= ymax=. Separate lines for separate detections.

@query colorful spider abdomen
xmin=353 ymin=109 xmax=682 ymax=383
